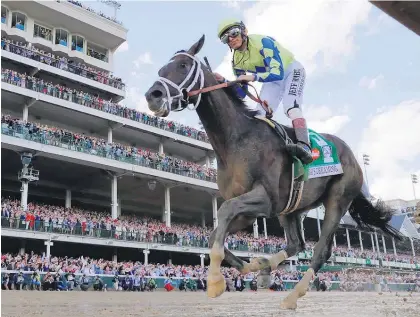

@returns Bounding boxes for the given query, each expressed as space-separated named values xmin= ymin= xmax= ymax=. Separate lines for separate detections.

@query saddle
xmin=254 ymin=115 xmax=308 ymax=215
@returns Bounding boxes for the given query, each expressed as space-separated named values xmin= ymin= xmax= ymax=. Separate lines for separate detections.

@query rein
xmin=156 ymin=52 xmax=273 ymax=118
xmin=190 ymin=55 xmax=273 ymax=118
xmin=188 ymin=80 xmax=273 ymax=118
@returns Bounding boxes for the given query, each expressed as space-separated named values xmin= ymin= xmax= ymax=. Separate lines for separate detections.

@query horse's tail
xmin=348 ymin=185 xmax=403 ymax=240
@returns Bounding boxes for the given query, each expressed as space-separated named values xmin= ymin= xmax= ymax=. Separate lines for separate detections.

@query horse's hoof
xmin=240 ymin=258 xmax=259 ymax=274
xmin=257 ymin=267 xmax=271 ymax=289
xmin=280 ymin=299 xmax=298 ymax=310
xmin=240 ymin=257 xmax=270 ymax=275
xmin=207 ymin=273 xmax=226 ymax=298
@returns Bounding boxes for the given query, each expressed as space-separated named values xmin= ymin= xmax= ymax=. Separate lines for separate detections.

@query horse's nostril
xmin=151 ymin=90 xmax=163 ymax=99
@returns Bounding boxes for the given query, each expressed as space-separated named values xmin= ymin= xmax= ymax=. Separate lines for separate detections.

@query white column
xmin=159 ymin=142 xmax=164 ymax=155
xmin=253 ymin=220 xmax=259 ymax=238
xmin=392 ymin=237 xmax=397 ymax=257
xmin=65 ymin=189 xmax=71 ymax=209
xmin=201 ymin=212 xmax=205 ymax=227
xmin=410 ymin=238 xmax=415 ymax=257
xmin=117 ymin=199 xmax=121 ymax=217
xmin=346 ymin=228 xmax=351 ymax=249
xmin=23 ymin=105 xmax=29 ymax=122
xmin=333 ymin=234 xmax=337 ymax=248
xmin=263 ymin=218 xmax=268 ymax=239
xmin=359 ymin=231 xmax=363 ymax=252
xmin=108 ymin=127 xmax=113 ymax=143
xmin=301 ymin=216 xmax=305 ymax=243
xmin=374 ymin=232 xmax=380 ymax=256
xmin=212 ymin=196 xmax=218 ymax=228
xmin=44 ymin=241 xmax=53 ymax=259
xmin=19 ymin=240 xmax=26 ymax=255
xmin=164 ymin=186 xmax=171 ymax=227
xmin=143 ymin=249 xmax=150 ymax=266
xmin=205 ymin=156 xmax=210 ymax=168
xmin=371 ymin=233 xmax=376 ymax=252
xmin=21 ymin=182 xmax=29 ymax=211
xmin=200 ymin=254 xmax=205 ymax=268
xmin=111 ymin=175 xmax=118 ymax=219
xmin=167 ymin=258 xmax=172 ymax=265
xmin=161 ymin=205 xmax=165 ymax=223
xmin=316 ymin=208 xmax=321 ymax=238
xmin=382 ymin=235 xmax=387 ymax=254
xmin=112 ymin=250 xmax=117 ymax=262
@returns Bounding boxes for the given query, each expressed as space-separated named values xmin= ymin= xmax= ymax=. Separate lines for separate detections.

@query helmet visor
xmin=220 ymin=27 xmax=241 ymax=44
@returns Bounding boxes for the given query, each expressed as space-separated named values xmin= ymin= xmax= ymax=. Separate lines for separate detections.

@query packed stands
xmin=1 ymin=40 xmax=210 ymax=143
xmin=1 ymin=114 xmax=217 ymax=183
xmin=2 ymin=38 xmax=124 ymax=90
xmin=2 ymin=198 xmax=419 ymax=265
xmin=2 ymin=252 xmax=419 ymax=292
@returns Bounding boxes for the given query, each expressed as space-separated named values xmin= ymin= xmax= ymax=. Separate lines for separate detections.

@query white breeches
xmin=256 ymin=60 xmax=306 ymax=120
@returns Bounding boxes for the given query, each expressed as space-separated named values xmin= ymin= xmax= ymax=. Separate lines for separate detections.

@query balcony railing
xmin=1 ymin=122 xmax=217 ymax=183
xmin=0 ymin=217 xmax=282 ymax=254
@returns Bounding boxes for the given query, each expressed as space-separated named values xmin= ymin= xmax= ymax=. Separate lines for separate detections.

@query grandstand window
xmin=34 ymin=23 xmax=52 ymax=42
xmin=55 ymin=29 xmax=69 ymax=46
xmin=87 ymin=42 xmax=108 ymax=62
xmin=71 ymin=35 xmax=84 ymax=52
xmin=11 ymin=12 xmax=26 ymax=31
xmin=1 ymin=7 xmax=8 ymax=25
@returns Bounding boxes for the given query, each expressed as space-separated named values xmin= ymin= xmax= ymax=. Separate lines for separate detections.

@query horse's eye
xmin=180 ymin=63 xmax=187 ymax=68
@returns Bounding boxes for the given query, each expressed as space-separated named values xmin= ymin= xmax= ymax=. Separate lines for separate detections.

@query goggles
xmin=220 ymin=27 xmax=241 ymax=44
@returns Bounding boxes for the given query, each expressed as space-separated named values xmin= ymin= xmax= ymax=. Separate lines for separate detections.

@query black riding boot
xmin=286 ymin=118 xmax=313 ymax=165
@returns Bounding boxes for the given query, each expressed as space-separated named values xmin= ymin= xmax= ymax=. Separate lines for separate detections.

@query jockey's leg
xmin=258 ymin=79 xmax=284 ymax=115
xmin=283 ymin=61 xmax=313 ymax=165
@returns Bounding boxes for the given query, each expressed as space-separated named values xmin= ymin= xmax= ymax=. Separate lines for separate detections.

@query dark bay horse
xmin=144 ymin=35 xmax=401 ymax=310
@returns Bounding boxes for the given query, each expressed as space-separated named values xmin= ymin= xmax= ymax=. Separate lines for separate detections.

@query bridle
xmin=157 ymin=51 xmax=204 ymax=113
xmin=156 ymin=52 xmax=273 ymax=118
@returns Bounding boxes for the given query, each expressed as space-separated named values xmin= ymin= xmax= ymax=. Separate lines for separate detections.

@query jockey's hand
xmin=237 ymin=74 xmax=256 ymax=83
xmin=213 ymin=72 xmax=225 ymax=82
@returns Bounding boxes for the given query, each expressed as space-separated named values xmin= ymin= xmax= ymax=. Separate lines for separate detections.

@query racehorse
xmin=144 ymin=35 xmax=401 ymax=310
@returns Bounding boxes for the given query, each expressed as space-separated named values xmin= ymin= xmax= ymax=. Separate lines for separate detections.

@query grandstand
xmin=1 ymin=0 xmax=419 ymax=276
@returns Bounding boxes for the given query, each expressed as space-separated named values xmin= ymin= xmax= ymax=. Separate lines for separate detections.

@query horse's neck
xmin=196 ymin=92 xmax=243 ymax=165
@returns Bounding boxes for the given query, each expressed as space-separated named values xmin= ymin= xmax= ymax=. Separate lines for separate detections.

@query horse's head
xmin=145 ymin=35 xmax=208 ymax=117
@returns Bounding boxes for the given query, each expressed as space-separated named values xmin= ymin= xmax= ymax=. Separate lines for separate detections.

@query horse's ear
xmin=187 ymin=34 xmax=205 ymax=56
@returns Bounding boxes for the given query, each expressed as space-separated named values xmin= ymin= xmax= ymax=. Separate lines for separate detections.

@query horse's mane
xmin=173 ymin=50 xmax=261 ymax=118
xmin=223 ymin=85 xmax=261 ymax=118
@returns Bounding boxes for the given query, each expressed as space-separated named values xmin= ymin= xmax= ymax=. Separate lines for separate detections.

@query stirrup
xmin=286 ymin=143 xmax=313 ymax=165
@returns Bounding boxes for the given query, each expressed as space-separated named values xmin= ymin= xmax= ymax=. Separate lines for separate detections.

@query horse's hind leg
xmin=280 ymin=182 xmax=355 ymax=310
xmin=240 ymin=213 xmax=305 ymax=279
xmin=207 ymin=184 xmax=271 ymax=298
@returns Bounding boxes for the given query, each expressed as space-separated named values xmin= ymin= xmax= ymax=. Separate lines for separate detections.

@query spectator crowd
xmin=1 ymin=37 xmax=124 ymax=90
xmin=2 ymin=252 xmax=419 ymax=292
xmin=1 ymin=114 xmax=216 ymax=182
xmin=1 ymin=198 xmax=284 ymax=254
xmin=2 ymin=198 xmax=419 ymax=265
xmin=1 ymin=38 xmax=210 ymax=143
xmin=64 ymin=0 xmax=123 ymax=25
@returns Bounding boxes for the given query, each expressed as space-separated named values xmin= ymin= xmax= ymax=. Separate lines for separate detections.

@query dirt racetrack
xmin=2 ymin=290 xmax=419 ymax=317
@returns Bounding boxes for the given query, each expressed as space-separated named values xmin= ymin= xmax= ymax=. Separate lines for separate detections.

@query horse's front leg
xmin=207 ymin=184 xmax=271 ymax=298
xmin=208 ymin=216 xmax=258 ymax=274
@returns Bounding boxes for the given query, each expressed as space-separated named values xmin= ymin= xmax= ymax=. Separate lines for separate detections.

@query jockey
xmin=214 ymin=18 xmax=313 ymax=164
